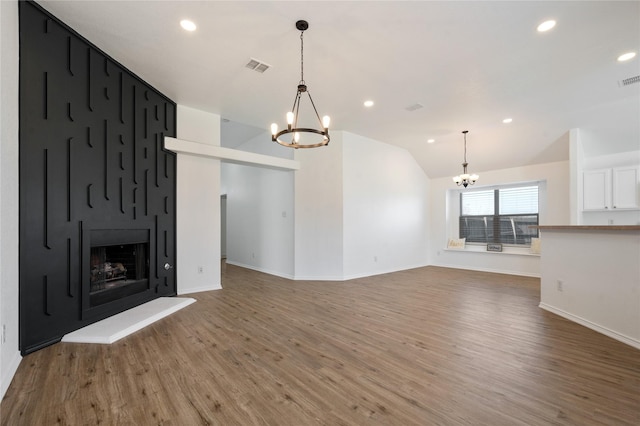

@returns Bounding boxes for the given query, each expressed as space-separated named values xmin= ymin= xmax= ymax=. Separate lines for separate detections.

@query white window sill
xmin=444 ymin=245 xmax=540 ymax=257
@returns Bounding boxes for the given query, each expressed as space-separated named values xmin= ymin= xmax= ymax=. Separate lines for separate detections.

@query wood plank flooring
xmin=2 ymin=265 xmax=639 ymax=425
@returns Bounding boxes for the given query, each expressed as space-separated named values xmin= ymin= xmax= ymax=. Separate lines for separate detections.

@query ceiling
xmin=38 ymin=1 xmax=640 ymax=178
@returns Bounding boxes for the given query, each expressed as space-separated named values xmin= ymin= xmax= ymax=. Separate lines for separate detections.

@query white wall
xmin=0 ymin=0 xmax=21 ymax=400
xmin=174 ymin=105 xmax=222 ymax=294
xmin=294 ymin=133 xmax=345 ymax=280
xmin=222 ymin=132 xmax=295 ymax=278
xmin=342 ymin=132 xmax=429 ymax=279
xmin=429 ymin=161 xmax=570 ymax=277
xmin=539 ymin=229 xmax=640 ymax=349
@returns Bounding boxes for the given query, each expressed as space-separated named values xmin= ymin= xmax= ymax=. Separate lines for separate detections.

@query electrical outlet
xmin=374 ymin=256 xmax=378 ymax=263
xmin=2 ymin=324 xmax=6 ymax=344
xmin=557 ymin=280 xmax=563 ymax=292
xmin=197 ymin=266 xmax=203 ymax=274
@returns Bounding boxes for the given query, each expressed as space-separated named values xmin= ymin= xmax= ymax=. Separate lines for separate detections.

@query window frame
xmin=458 ymin=185 xmax=540 ymax=247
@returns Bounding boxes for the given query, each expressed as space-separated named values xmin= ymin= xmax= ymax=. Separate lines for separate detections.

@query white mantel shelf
xmin=164 ymin=137 xmax=300 ymax=171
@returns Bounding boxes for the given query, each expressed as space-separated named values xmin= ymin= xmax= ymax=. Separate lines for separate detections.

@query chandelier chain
xmin=299 ymin=31 xmax=305 ymax=84
xmin=463 ymin=131 xmax=467 ymax=163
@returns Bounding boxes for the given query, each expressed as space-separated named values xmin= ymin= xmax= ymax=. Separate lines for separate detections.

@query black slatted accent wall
xmin=19 ymin=1 xmax=177 ymax=354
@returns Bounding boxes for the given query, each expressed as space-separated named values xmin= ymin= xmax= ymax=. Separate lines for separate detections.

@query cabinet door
xmin=612 ymin=166 xmax=639 ymax=209
xmin=583 ymin=169 xmax=611 ymax=210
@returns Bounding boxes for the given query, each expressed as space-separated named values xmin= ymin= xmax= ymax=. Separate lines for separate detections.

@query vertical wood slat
xmin=67 ymin=137 xmax=72 ymax=221
xmin=86 ymin=126 xmax=92 ymax=147
xmin=144 ymin=170 xmax=149 ymax=216
xmin=164 ymin=229 xmax=168 ymax=257
xmin=67 ymin=36 xmax=73 ymax=76
xmin=87 ymin=184 xmax=93 ymax=208
xmin=164 ymin=102 xmax=168 ymax=130
xmin=67 ymin=238 xmax=73 ymax=297
xmin=87 ymin=47 xmax=92 ymax=111
xmin=133 ymin=85 xmax=137 ymax=184
xmin=119 ymin=177 xmax=124 ymax=214
xmin=155 ymin=135 xmax=160 ymax=188
xmin=133 ymin=187 xmax=137 ymax=220
xmin=104 ymin=120 xmax=109 ymax=200
xmin=119 ymin=72 xmax=124 ymax=124
xmin=119 ymin=152 xmax=124 ymax=170
xmin=78 ymin=221 xmax=83 ymax=298
xmin=67 ymin=102 xmax=73 ymax=122
xmin=43 ymin=149 xmax=51 ymax=249
xmin=155 ymin=216 xmax=159 ymax=279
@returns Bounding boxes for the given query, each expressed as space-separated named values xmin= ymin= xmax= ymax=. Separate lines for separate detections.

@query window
xmin=459 ymin=185 xmax=539 ymax=245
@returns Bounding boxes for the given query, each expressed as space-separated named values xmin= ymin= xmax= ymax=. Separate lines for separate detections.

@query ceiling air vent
xmin=245 ymin=58 xmax=270 ymax=73
xmin=619 ymin=75 xmax=640 ymax=87
xmin=405 ymin=103 xmax=424 ymax=112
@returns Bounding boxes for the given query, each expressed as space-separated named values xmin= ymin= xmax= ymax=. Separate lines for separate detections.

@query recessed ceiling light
xmin=618 ymin=52 xmax=637 ymax=62
xmin=502 ymin=118 xmax=513 ymax=124
xmin=180 ymin=19 xmax=197 ymax=32
xmin=537 ymin=20 xmax=556 ymax=32
xmin=364 ymin=100 xmax=374 ymax=107
xmin=427 ymin=139 xmax=435 ymax=144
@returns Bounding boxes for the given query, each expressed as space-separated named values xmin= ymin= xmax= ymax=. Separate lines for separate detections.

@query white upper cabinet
xmin=583 ymin=167 xmax=639 ymax=211
xmin=612 ymin=166 xmax=640 ymax=209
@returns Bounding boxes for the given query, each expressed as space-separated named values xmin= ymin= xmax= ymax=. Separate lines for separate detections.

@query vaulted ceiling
xmin=38 ymin=1 xmax=640 ymax=178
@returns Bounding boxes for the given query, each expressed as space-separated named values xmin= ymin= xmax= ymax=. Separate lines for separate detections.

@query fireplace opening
xmin=88 ymin=229 xmax=151 ymax=308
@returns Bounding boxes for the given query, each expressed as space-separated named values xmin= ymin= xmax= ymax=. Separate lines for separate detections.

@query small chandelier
xmin=271 ymin=20 xmax=330 ymax=149
xmin=453 ymin=130 xmax=479 ymax=187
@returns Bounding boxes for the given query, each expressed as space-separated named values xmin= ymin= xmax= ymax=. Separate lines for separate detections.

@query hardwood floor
xmin=2 ymin=265 xmax=639 ymax=425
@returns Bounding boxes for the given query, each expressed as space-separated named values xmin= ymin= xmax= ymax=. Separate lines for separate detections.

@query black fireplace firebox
xmin=90 ymin=242 xmax=149 ymax=307
xmin=84 ymin=227 xmax=153 ymax=318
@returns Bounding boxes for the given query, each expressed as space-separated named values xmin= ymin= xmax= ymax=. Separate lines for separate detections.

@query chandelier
xmin=271 ymin=20 xmax=330 ymax=148
xmin=453 ymin=130 xmax=479 ymax=187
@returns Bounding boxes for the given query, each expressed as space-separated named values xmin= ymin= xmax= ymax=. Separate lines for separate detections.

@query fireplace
xmin=19 ymin=2 xmax=177 ymax=354
xmin=84 ymin=227 xmax=153 ymax=319
xmin=90 ymin=242 xmax=149 ymax=307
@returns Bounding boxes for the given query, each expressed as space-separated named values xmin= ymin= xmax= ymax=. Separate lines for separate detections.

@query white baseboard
xmin=1 ymin=350 xmax=22 ymax=400
xmin=431 ymin=262 xmax=541 ymax=278
xmin=341 ymin=262 xmax=429 ymax=281
xmin=539 ymin=303 xmax=640 ymax=350
xmin=226 ymin=262 xmax=430 ymax=282
xmin=178 ymin=283 xmax=221 ymax=295
xmin=225 ymin=261 xmax=295 ymax=280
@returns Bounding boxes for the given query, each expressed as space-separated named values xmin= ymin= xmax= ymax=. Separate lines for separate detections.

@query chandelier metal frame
xmin=453 ymin=130 xmax=479 ymax=187
xmin=271 ymin=20 xmax=330 ymax=149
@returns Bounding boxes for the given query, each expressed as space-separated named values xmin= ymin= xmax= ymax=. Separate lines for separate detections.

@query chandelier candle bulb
xmin=270 ymin=123 xmax=278 ymax=136
xmin=322 ymin=115 xmax=331 ymax=129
